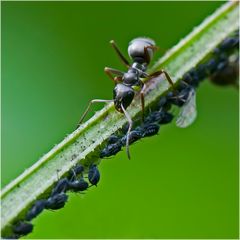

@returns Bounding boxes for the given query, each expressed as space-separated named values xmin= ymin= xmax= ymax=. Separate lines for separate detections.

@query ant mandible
xmin=77 ymin=37 xmax=174 ymax=159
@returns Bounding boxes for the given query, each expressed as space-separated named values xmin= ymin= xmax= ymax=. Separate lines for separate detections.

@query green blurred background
xmin=2 ymin=1 xmax=239 ymax=239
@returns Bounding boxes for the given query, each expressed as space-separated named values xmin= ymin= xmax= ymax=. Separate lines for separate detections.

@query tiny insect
xmin=158 ymin=96 xmax=172 ymax=111
xmin=68 ymin=164 xmax=85 ymax=180
xmin=210 ymin=54 xmax=239 ymax=89
xmin=121 ymin=129 xmax=143 ymax=145
xmin=100 ymin=141 xmax=122 ymax=158
xmin=218 ymin=34 xmax=239 ymax=52
xmin=181 ymin=68 xmax=201 ymax=87
xmin=77 ymin=37 xmax=174 ymax=159
xmin=108 ymin=135 xmax=120 ymax=144
xmin=144 ymin=111 xmax=164 ymax=124
xmin=50 ymin=178 xmax=70 ymax=196
xmin=25 ymin=199 xmax=47 ymax=221
xmin=13 ymin=221 xmax=33 ymax=236
xmin=159 ymin=111 xmax=174 ymax=124
xmin=142 ymin=123 xmax=160 ymax=137
xmin=88 ymin=165 xmax=100 ymax=186
xmin=68 ymin=177 xmax=89 ymax=192
xmin=45 ymin=192 xmax=68 ymax=210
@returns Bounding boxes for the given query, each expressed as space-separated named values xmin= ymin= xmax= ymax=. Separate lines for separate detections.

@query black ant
xmin=77 ymin=37 xmax=174 ymax=159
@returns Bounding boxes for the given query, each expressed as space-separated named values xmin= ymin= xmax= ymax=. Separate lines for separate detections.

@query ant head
xmin=122 ymin=70 xmax=139 ymax=85
xmin=128 ymin=37 xmax=156 ymax=64
xmin=113 ymin=83 xmax=135 ymax=112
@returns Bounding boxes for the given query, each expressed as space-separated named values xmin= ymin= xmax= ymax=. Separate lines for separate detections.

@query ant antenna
xmin=110 ymin=40 xmax=130 ymax=68
xmin=121 ymin=103 xmax=133 ymax=159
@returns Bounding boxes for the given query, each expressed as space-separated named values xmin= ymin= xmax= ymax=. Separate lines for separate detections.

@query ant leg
xmin=104 ymin=67 xmax=124 ymax=83
xmin=121 ymin=104 xmax=133 ymax=160
xmin=144 ymin=45 xmax=159 ymax=64
xmin=140 ymin=82 xmax=147 ymax=122
xmin=149 ymin=69 xmax=174 ymax=88
xmin=110 ymin=40 xmax=130 ymax=68
xmin=76 ymin=99 xmax=113 ymax=128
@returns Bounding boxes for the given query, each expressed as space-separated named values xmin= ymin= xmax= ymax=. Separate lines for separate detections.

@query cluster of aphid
xmin=100 ymin=108 xmax=174 ymax=158
xmin=6 ymin=164 xmax=100 ymax=239
xmin=100 ymin=30 xmax=239 ymax=159
xmin=4 ymin=31 xmax=238 ymax=239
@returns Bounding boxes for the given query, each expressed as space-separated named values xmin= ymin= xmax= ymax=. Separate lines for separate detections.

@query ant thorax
xmin=122 ymin=63 xmax=147 ymax=86
xmin=132 ymin=62 xmax=147 ymax=71
xmin=131 ymin=62 xmax=148 ymax=77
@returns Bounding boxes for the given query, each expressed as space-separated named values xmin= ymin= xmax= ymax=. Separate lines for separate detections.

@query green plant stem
xmin=1 ymin=1 xmax=239 ymax=235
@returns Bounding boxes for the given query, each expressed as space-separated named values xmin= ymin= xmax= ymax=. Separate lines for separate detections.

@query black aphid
xmin=181 ymin=69 xmax=200 ymax=87
xmin=45 ymin=192 xmax=68 ymax=210
xmin=100 ymin=141 xmax=122 ymax=158
xmin=143 ymin=123 xmax=160 ymax=137
xmin=205 ymin=58 xmax=218 ymax=74
xmin=210 ymin=54 xmax=239 ymax=88
xmin=218 ymin=34 xmax=239 ymax=51
xmin=108 ymin=135 xmax=120 ymax=144
xmin=68 ymin=164 xmax=84 ymax=180
xmin=13 ymin=221 xmax=33 ymax=236
xmin=121 ymin=130 xmax=143 ymax=145
xmin=68 ymin=177 xmax=89 ymax=192
xmin=159 ymin=111 xmax=174 ymax=124
xmin=195 ymin=63 xmax=208 ymax=80
xmin=25 ymin=199 xmax=47 ymax=221
xmin=88 ymin=165 xmax=100 ymax=186
xmin=158 ymin=96 xmax=172 ymax=111
xmin=51 ymin=178 xmax=70 ymax=196
xmin=167 ymin=85 xmax=192 ymax=107
xmin=145 ymin=111 xmax=164 ymax=124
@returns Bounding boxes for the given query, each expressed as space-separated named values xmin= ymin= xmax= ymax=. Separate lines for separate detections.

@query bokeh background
xmin=2 ymin=1 xmax=239 ymax=239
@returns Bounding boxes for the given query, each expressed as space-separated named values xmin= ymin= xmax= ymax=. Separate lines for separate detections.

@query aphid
xmin=158 ymin=96 xmax=172 ymax=111
xmin=100 ymin=141 xmax=122 ymax=158
xmin=195 ymin=63 xmax=208 ymax=80
xmin=181 ymin=68 xmax=200 ymax=87
xmin=159 ymin=111 xmax=174 ymax=124
xmin=210 ymin=54 xmax=239 ymax=88
xmin=205 ymin=58 xmax=218 ymax=74
xmin=51 ymin=178 xmax=70 ymax=196
xmin=25 ymin=199 xmax=47 ymax=221
xmin=88 ymin=165 xmax=100 ymax=186
xmin=68 ymin=164 xmax=84 ymax=180
xmin=176 ymin=87 xmax=197 ymax=128
xmin=218 ymin=35 xmax=239 ymax=52
xmin=68 ymin=177 xmax=89 ymax=192
xmin=121 ymin=129 xmax=143 ymax=145
xmin=13 ymin=221 xmax=33 ymax=236
xmin=142 ymin=123 xmax=160 ymax=137
xmin=108 ymin=135 xmax=120 ymax=144
xmin=144 ymin=111 xmax=165 ymax=124
xmin=168 ymin=85 xmax=192 ymax=107
xmin=77 ymin=37 xmax=174 ymax=159
xmin=45 ymin=192 xmax=68 ymax=210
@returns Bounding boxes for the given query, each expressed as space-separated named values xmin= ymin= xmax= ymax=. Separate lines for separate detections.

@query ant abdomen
xmin=128 ymin=37 xmax=156 ymax=64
